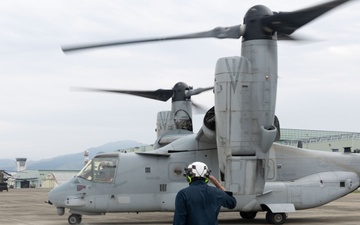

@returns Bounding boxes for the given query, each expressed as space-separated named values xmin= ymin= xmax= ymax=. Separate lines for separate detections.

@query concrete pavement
xmin=1 ymin=188 xmax=359 ymax=225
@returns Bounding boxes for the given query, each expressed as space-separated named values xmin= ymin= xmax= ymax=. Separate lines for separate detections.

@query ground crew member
xmin=173 ymin=161 xmax=237 ymax=225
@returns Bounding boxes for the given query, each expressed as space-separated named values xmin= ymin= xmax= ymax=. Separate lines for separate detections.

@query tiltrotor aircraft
xmin=48 ymin=0 xmax=358 ymax=224
xmin=71 ymin=83 xmax=213 ymax=149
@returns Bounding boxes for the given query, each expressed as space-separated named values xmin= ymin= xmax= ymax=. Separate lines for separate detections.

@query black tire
xmin=266 ymin=211 xmax=286 ymax=224
xmin=266 ymin=211 xmax=272 ymax=224
xmin=68 ymin=214 xmax=82 ymax=224
xmin=240 ymin=211 xmax=257 ymax=219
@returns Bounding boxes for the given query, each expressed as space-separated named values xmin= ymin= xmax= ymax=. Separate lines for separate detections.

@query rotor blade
xmin=185 ymin=86 xmax=213 ymax=98
xmin=262 ymin=0 xmax=351 ymax=35
xmin=70 ymin=87 xmax=174 ymax=102
xmin=62 ymin=25 xmax=244 ymax=53
xmin=192 ymin=101 xmax=208 ymax=114
xmin=277 ymin=33 xmax=301 ymax=41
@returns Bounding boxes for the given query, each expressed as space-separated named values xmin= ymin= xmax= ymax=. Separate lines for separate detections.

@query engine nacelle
xmin=214 ymin=55 xmax=277 ymax=157
xmin=214 ymin=40 xmax=278 ymax=194
xmin=201 ymin=107 xmax=216 ymax=141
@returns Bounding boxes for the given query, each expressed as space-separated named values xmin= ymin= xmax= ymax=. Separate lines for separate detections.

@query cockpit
xmin=77 ymin=154 xmax=118 ymax=183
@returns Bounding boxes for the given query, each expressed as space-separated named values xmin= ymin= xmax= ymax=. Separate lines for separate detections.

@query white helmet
xmin=184 ymin=161 xmax=211 ymax=182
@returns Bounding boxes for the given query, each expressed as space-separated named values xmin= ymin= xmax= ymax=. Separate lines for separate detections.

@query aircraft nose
xmin=47 ymin=179 xmax=75 ymax=207
xmin=48 ymin=187 xmax=61 ymax=206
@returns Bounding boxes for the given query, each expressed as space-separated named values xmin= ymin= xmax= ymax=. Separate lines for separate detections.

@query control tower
xmin=15 ymin=158 xmax=27 ymax=172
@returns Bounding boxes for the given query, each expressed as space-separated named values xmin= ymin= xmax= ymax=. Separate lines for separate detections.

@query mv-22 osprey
xmin=48 ymin=0 xmax=359 ymax=224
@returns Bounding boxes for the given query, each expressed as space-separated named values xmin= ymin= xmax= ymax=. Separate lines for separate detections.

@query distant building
xmin=117 ymin=144 xmax=154 ymax=153
xmin=13 ymin=170 xmax=78 ymax=189
xmin=278 ymin=129 xmax=360 ymax=153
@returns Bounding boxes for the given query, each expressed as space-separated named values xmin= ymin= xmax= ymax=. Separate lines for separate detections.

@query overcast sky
xmin=0 ymin=0 xmax=359 ymax=161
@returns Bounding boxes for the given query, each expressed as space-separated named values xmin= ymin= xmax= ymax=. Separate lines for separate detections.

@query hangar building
xmin=278 ymin=129 xmax=360 ymax=153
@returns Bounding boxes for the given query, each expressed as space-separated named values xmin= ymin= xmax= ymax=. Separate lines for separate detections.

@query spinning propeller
xmin=62 ymin=0 xmax=350 ymax=53
xmin=71 ymin=82 xmax=213 ymax=112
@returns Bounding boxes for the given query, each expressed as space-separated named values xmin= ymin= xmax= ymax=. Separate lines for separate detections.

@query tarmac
xmin=1 ymin=188 xmax=360 ymax=225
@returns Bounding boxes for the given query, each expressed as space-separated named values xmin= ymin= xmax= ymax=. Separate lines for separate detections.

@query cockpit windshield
xmin=77 ymin=160 xmax=93 ymax=180
xmin=77 ymin=156 xmax=118 ymax=182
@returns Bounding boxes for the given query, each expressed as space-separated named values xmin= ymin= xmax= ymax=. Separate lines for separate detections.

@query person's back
xmin=173 ymin=162 xmax=237 ymax=225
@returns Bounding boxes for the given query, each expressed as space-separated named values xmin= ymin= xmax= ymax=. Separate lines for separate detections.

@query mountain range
xmin=0 ymin=140 xmax=146 ymax=171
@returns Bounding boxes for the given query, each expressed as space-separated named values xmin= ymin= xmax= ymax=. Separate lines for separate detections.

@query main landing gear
xmin=240 ymin=211 xmax=257 ymax=220
xmin=68 ymin=214 xmax=82 ymax=224
xmin=240 ymin=211 xmax=288 ymax=224
xmin=266 ymin=211 xmax=287 ymax=224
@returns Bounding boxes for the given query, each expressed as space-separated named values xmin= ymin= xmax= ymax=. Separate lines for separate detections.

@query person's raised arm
xmin=209 ymin=175 xmax=226 ymax=191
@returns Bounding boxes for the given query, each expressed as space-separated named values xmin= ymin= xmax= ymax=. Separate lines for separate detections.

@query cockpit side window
xmin=77 ymin=157 xmax=118 ymax=182
xmin=93 ymin=158 xmax=118 ymax=183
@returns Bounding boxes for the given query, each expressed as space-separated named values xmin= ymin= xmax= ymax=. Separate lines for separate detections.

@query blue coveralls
xmin=173 ymin=179 xmax=237 ymax=225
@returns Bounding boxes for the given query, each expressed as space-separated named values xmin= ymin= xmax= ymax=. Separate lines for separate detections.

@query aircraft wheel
xmin=266 ymin=211 xmax=286 ymax=224
xmin=240 ymin=211 xmax=257 ymax=219
xmin=68 ymin=214 xmax=82 ymax=224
